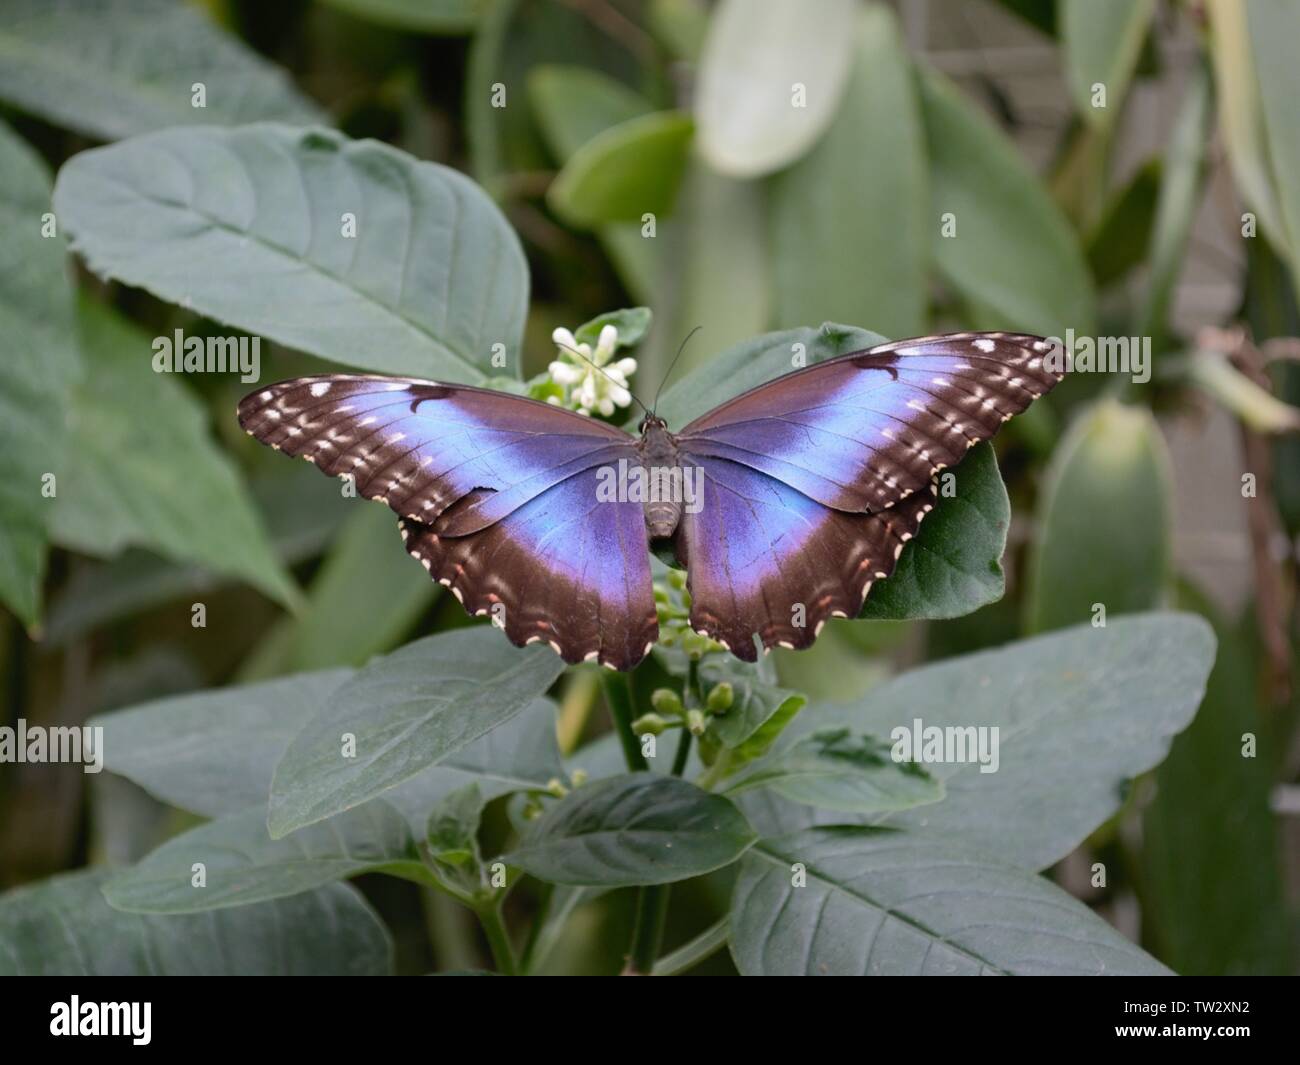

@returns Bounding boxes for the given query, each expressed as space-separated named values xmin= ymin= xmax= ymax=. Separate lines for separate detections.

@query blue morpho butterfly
xmin=239 ymin=332 xmax=1063 ymax=671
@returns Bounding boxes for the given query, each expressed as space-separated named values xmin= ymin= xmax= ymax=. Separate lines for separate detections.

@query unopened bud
xmin=706 ymin=682 xmax=734 ymax=714
xmin=632 ymin=712 xmax=668 ymax=736
xmin=650 ymin=688 xmax=684 ymax=716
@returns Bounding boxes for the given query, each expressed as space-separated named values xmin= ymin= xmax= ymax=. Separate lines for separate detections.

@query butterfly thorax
xmin=636 ymin=418 xmax=684 ymax=540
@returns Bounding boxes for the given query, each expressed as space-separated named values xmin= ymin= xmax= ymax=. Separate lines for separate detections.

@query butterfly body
xmin=239 ymin=332 xmax=1064 ymax=670
xmin=635 ymin=416 xmax=687 ymax=539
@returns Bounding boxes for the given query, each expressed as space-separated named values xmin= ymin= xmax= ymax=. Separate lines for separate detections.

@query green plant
xmin=1 ymin=0 xmax=1296 ymax=977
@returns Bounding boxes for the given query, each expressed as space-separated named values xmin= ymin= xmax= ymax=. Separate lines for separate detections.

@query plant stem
xmin=651 ymin=917 xmax=729 ymax=976
xmin=627 ymin=884 xmax=670 ymax=975
xmin=671 ymin=727 xmax=692 ymax=776
xmin=601 ymin=671 xmax=647 ymax=771
xmin=475 ymin=902 xmax=519 ymax=976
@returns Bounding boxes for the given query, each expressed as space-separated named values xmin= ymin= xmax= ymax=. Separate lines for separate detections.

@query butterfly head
xmin=638 ymin=412 xmax=669 ymax=434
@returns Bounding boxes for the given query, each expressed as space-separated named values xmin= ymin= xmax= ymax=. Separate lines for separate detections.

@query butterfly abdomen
xmin=636 ymin=419 xmax=688 ymax=539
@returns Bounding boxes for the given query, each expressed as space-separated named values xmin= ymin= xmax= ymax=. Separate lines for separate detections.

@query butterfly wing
xmin=239 ymin=375 xmax=657 ymax=669
xmin=677 ymin=332 xmax=1063 ymax=514
xmin=673 ymin=333 xmax=1063 ymax=658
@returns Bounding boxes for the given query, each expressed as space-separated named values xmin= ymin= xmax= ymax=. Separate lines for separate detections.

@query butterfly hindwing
xmin=674 ymin=455 xmax=935 ymax=660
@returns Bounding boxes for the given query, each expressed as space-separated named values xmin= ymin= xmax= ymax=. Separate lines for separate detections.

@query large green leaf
xmin=1141 ymin=589 xmax=1292 ymax=974
xmin=506 ymin=774 xmax=756 ymax=886
xmin=694 ymin=0 xmax=858 ymax=178
xmin=91 ymin=669 xmax=351 ymax=818
xmin=730 ymin=828 xmax=1169 ymax=975
xmin=268 ymin=629 xmax=565 ymax=837
xmin=239 ymin=502 xmax=437 ymax=680
xmin=739 ymin=614 xmax=1216 ymax=871
xmin=724 ymin=728 xmax=943 ymax=814
xmin=860 ymin=441 xmax=1009 ymax=621
xmin=1060 ymin=0 xmax=1155 ymax=126
xmin=103 ymin=802 xmax=425 ymax=914
xmin=1025 ymin=401 xmax=1172 ymax=633
xmin=48 ymin=301 xmax=296 ymax=608
xmin=0 ymin=0 xmax=326 ymax=140
xmin=53 ymin=124 xmax=528 ymax=380
xmin=92 ymin=670 xmax=563 ymax=828
xmin=769 ymin=3 xmax=927 ymax=339
xmin=0 ymin=120 xmax=78 ymax=626
xmin=918 ymin=64 xmax=1096 ymax=337
xmin=0 ymin=871 xmax=390 ymax=975
xmin=547 ymin=111 xmax=694 ymax=228
xmin=317 ymin=0 xmax=481 ymax=34
xmin=1249 ymin=0 xmax=1300 ymax=302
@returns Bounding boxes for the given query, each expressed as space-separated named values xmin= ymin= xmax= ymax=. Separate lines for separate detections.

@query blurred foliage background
xmin=1 ymin=0 xmax=1298 ymax=974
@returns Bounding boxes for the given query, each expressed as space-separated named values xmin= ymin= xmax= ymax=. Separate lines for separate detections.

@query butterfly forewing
xmin=677 ymin=332 xmax=1063 ymax=514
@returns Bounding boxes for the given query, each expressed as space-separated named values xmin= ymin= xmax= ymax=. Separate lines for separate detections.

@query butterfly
xmin=238 ymin=332 xmax=1063 ymax=671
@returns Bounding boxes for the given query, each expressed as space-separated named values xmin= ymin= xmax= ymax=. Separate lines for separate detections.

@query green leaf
xmin=1141 ymin=588 xmax=1292 ymax=974
xmin=739 ymin=614 xmax=1216 ymax=871
xmin=726 ymin=728 xmax=944 ymax=814
xmin=1136 ymin=62 xmax=1212 ymax=341
xmin=238 ymin=502 xmax=437 ymax=680
xmin=860 ymin=441 xmax=1009 ymax=621
xmin=467 ymin=0 xmax=644 ymax=192
xmin=694 ymin=0 xmax=858 ymax=177
xmin=0 ymin=0 xmax=326 ymax=140
xmin=316 ymin=0 xmax=481 ymax=34
xmin=654 ymin=323 xmax=886 ymax=430
xmin=918 ymin=63 xmax=1096 ymax=336
xmin=1247 ymin=0 xmax=1300 ymax=301
xmin=0 ymin=119 xmax=79 ymax=626
xmin=528 ymin=66 xmax=659 ymax=302
xmin=50 ymin=300 xmax=297 ymax=608
xmin=268 ymin=629 xmax=565 ymax=837
xmin=91 ymin=669 xmax=351 ymax=818
xmin=1207 ymin=0 xmax=1289 ymax=257
xmin=573 ymin=306 xmax=653 ymax=349
xmin=1085 ymin=158 xmax=1160 ymax=286
xmin=424 ymin=784 xmax=490 ymax=899
xmin=548 ymin=111 xmax=693 ymax=228
xmin=93 ymin=672 xmax=564 ymax=828
xmin=1025 ymin=400 xmax=1172 ymax=633
xmin=730 ymin=828 xmax=1169 ymax=975
xmin=506 ymin=774 xmax=756 ymax=886
xmin=53 ymin=124 xmax=528 ymax=381
xmin=529 ymin=65 xmax=652 ymax=158
xmin=769 ymin=3 xmax=927 ymax=339
xmin=0 ymin=871 xmax=390 ymax=975
xmin=103 ymin=802 xmax=425 ymax=914
xmin=1060 ymin=0 xmax=1155 ymax=126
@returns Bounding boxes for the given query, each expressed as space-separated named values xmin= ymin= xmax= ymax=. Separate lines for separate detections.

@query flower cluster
xmin=548 ymin=324 xmax=637 ymax=417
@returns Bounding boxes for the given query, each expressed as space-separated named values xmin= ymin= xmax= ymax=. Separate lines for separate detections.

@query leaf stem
xmin=651 ymin=917 xmax=729 ymax=976
xmin=475 ymin=901 xmax=519 ymax=976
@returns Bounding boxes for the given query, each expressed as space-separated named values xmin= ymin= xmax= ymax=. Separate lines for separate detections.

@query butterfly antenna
xmin=555 ymin=340 xmax=650 ymax=418
xmin=652 ymin=325 xmax=702 ymax=416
